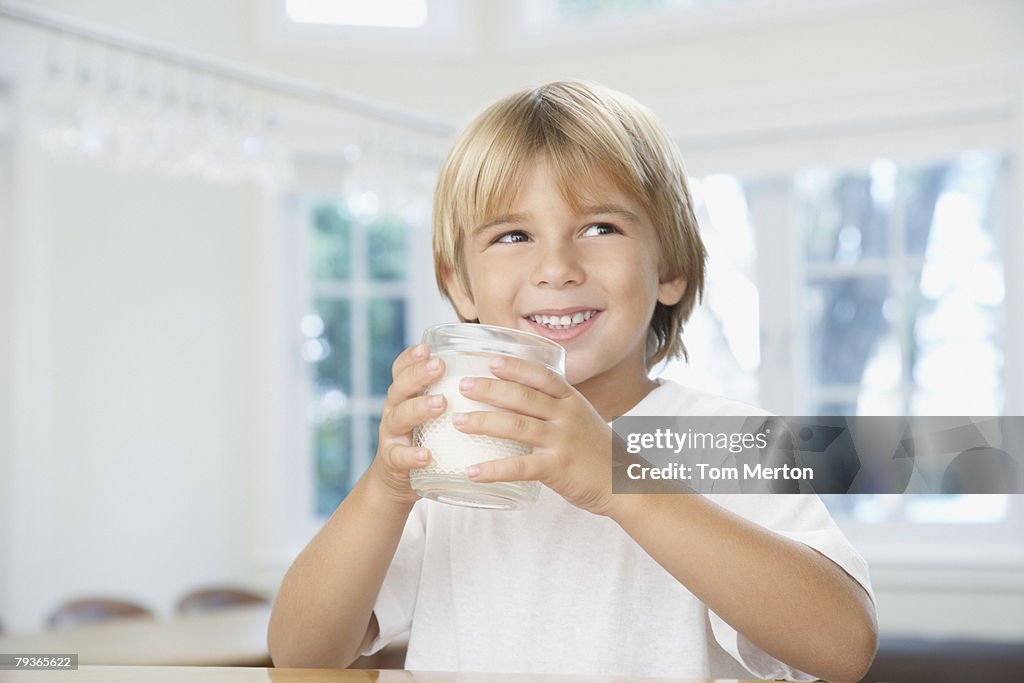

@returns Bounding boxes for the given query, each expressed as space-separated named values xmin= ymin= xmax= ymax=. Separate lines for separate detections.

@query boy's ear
xmin=657 ymin=275 xmax=687 ymax=307
xmin=442 ymin=268 xmax=479 ymax=321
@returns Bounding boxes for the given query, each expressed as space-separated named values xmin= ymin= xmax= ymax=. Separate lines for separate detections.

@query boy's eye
xmin=495 ymin=230 xmax=530 ymax=244
xmin=582 ymin=223 xmax=619 ymax=237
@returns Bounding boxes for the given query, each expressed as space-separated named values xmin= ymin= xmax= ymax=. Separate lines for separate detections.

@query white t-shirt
xmin=362 ymin=379 xmax=874 ymax=679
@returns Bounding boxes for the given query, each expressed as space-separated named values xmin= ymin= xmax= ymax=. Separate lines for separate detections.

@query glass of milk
xmin=411 ymin=323 xmax=566 ymax=510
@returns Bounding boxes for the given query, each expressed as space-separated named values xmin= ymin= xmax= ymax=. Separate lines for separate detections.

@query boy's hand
xmin=366 ymin=344 xmax=447 ymax=507
xmin=452 ymin=355 xmax=617 ymax=517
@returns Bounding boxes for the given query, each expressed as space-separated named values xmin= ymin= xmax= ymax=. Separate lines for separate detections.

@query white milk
xmin=408 ymin=323 xmax=564 ymax=509
xmin=412 ymin=352 xmax=532 ymax=472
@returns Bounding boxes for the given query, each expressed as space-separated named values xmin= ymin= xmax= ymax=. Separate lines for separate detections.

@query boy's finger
xmin=465 ymin=454 xmax=543 ymax=484
xmin=457 ymin=376 xmax=555 ymax=419
xmin=391 ymin=343 xmax=430 ymax=380
xmin=383 ymin=393 xmax=446 ymax=437
xmin=486 ymin=354 xmax=573 ymax=399
xmin=382 ymin=441 xmax=433 ymax=471
xmin=451 ymin=410 xmax=549 ymax=447
xmin=386 ymin=355 xmax=445 ymax=406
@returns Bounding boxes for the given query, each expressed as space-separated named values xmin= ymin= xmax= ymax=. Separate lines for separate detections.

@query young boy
xmin=268 ymin=80 xmax=878 ymax=681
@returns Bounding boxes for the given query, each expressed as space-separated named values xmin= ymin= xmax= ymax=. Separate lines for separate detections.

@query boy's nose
xmin=531 ymin=241 xmax=586 ymax=288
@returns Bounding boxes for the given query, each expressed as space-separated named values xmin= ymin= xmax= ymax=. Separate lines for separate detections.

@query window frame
xmin=667 ymin=154 xmax=1024 ymax=585
xmin=751 ymin=157 xmax=1023 ymax=578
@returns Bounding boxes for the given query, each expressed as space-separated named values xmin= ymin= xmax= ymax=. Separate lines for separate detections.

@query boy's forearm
xmin=609 ymin=494 xmax=877 ymax=683
xmin=267 ymin=474 xmax=415 ymax=668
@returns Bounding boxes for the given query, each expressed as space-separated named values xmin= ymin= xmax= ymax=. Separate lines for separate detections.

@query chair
xmin=175 ymin=586 xmax=268 ymax=615
xmin=47 ymin=597 xmax=154 ymax=630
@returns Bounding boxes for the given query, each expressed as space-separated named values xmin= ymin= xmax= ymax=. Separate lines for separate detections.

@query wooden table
xmin=0 ymin=605 xmax=273 ymax=666
xmin=0 ymin=666 xmax=751 ymax=682
xmin=0 ymin=605 xmax=407 ymax=669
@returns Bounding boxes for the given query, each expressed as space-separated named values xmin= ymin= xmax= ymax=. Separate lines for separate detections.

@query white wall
xmin=5 ymin=153 xmax=266 ymax=628
xmin=0 ymin=85 xmax=14 ymax=634
xmin=1 ymin=0 xmax=1023 ymax=639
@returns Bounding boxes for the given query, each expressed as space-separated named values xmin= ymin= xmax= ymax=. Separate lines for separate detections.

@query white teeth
xmin=527 ymin=310 xmax=597 ymax=329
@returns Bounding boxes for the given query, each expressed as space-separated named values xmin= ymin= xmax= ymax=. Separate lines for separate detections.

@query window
xmin=656 ymin=151 xmax=1022 ymax=570
xmin=794 ymin=152 xmax=1014 ymax=531
xmin=301 ymin=200 xmax=411 ymax=515
xmin=284 ymin=129 xmax=449 ymax=528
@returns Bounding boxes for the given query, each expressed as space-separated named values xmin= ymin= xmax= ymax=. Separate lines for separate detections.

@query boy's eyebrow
xmin=472 ymin=213 xmax=529 ymax=236
xmin=472 ymin=204 xmax=640 ymax=236
xmin=580 ymin=203 xmax=642 ymax=222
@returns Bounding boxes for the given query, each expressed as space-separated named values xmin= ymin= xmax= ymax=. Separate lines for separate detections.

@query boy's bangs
xmin=464 ymin=143 xmax=533 ymax=234
xmin=463 ymin=135 xmax=646 ymax=234
xmin=545 ymin=140 xmax=645 ymax=216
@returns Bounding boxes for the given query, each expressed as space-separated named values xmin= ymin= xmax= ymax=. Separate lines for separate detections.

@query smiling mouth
xmin=525 ymin=310 xmax=599 ymax=330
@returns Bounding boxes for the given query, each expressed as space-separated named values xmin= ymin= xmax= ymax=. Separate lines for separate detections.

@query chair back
xmin=47 ymin=598 xmax=154 ymax=630
xmin=176 ymin=587 xmax=268 ymax=615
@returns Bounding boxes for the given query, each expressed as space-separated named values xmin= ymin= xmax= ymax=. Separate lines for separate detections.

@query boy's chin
xmin=563 ymin=359 xmax=595 ymax=387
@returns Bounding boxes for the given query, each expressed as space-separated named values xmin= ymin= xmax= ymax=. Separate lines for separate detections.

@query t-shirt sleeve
xmin=359 ymin=499 xmax=428 ymax=656
xmin=703 ymin=493 xmax=876 ymax=682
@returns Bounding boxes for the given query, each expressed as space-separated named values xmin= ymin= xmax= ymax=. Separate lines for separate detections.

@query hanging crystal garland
xmin=335 ymin=116 xmax=447 ymax=232
xmin=35 ymin=33 xmax=296 ymax=189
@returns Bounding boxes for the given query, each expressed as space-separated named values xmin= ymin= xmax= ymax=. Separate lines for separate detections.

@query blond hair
xmin=432 ymin=80 xmax=707 ymax=366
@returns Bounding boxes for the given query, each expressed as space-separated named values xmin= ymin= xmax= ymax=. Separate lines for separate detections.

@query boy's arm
xmin=268 ymin=343 xmax=445 ymax=668
xmin=609 ymin=493 xmax=878 ymax=683
xmin=266 ymin=474 xmax=414 ymax=668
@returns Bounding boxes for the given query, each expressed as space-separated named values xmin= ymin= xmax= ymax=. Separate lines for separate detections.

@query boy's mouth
xmin=523 ymin=308 xmax=602 ymax=341
xmin=526 ymin=309 xmax=598 ymax=329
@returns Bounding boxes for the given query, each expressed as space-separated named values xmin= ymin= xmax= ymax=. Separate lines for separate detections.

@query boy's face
xmin=444 ymin=155 xmax=686 ymax=390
